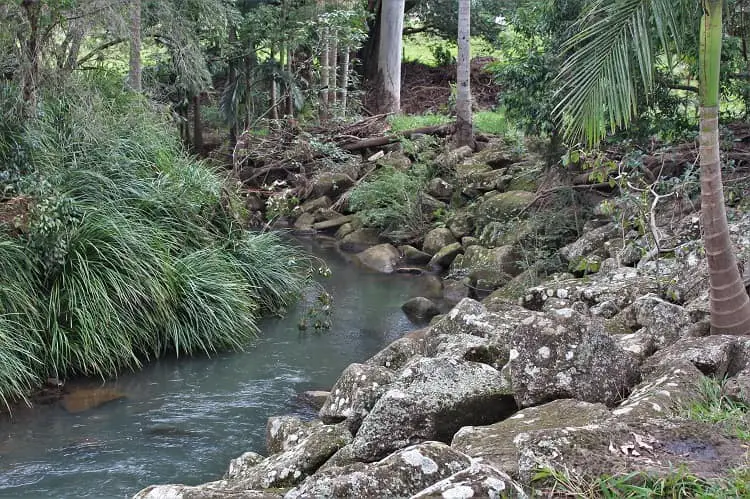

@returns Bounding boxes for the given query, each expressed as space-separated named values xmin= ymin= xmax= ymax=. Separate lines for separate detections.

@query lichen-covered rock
xmin=355 ymin=244 xmax=401 ymax=274
xmin=298 ymin=391 xmax=330 ymax=411
xmin=299 ymin=196 xmax=332 ymax=213
xmin=451 ymin=245 xmax=523 ymax=278
xmin=726 ymin=368 xmax=750 ymax=405
xmin=613 ymin=360 xmax=703 ymax=420
xmin=428 ymin=243 xmax=463 ymax=269
xmin=430 ymin=298 xmax=528 ymax=341
xmin=447 ymin=211 xmax=474 ymax=240
xmin=451 ymin=399 xmax=610 ymax=478
xmin=400 ymin=245 xmax=432 ymax=265
xmin=558 ymin=223 xmax=618 ymax=264
xmin=627 ymin=293 xmax=695 ymax=349
xmin=402 ymin=297 xmax=441 ymax=323
xmin=427 ymin=177 xmax=454 ymax=200
xmin=474 ymin=191 xmax=535 ymax=227
xmin=425 ymin=333 xmax=507 ymax=368
xmin=338 ymin=228 xmax=381 ymax=253
xmin=319 ymin=363 xmax=395 ymax=433
xmin=522 ymin=266 xmax=658 ymax=313
xmin=514 ymin=418 xmax=747 ymax=485
xmin=226 ymin=452 xmax=266 ymax=480
xmin=240 ymin=423 xmax=352 ymax=489
xmin=615 ymin=330 xmax=656 ymax=362
xmin=293 ymin=212 xmax=315 ymax=231
xmin=265 ymin=417 xmax=322 ymax=455
xmin=313 ymin=215 xmax=353 ymax=231
xmin=134 ymin=483 xmax=282 ymax=499
xmin=367 ymin=335 xmax=427 ymax=371
xmin=641 ymin=335 xmax=741 ymax=378
xmin=423 ymin=228 xmax=457 ymax=256
xmin=508 ymin=309 xmax=641 ymax=408
xmin=284 ymin=442 xmax=471 ymax=499
xmin=348 ymin=357 xmax=517 ymax=462
xmin=410 ymin=461 xmax=527 ymax=499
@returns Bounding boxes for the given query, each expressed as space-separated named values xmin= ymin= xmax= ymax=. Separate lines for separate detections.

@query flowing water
xmin=0 ymin=238 xmax=434 ymax=498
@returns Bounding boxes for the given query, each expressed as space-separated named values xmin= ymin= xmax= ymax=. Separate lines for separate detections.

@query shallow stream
xmin=0 ymin=238 xmax=431 ymax=498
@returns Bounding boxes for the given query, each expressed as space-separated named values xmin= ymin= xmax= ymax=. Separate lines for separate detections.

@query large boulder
xmin=285 ymin=442 xmax=471 ymax=499
xmin=134 ymin=484 xmax=281 ymax=499
xmin=515 ymin=419 xmax=748 ymax=485
xmin=625 ymin=293 xmax=696 ymax=349
xmin=226 ymin=452 xmax=266 ymax=480
xmin=266 ymin=416 xmax=322 ymax=455
xmin=400 ymin=245 xmax=432 ymax=265
xmin=311 ymin=172 xmax=355 ymax=198
xmin=339 ymin=228 xmax=381 ymax=253
xmin=423 ymin=228 xmax=457 ymax=256
xmin=232 ymin=423 xmax=353 ymax=489
xmin=451 ymin=399 xmax=610 ymax=478
xmin=348 ymin=357 xmax=517 ymax=462
xmin=508 ymin=309 xmax=641 ymax=408
xmin=613 ymin=360 xmax=704 ymax=420
xmin=442 ymin=279 xmax=471 ymax=306
xmin=558 ymin=223 xmax=618 ymax=265
xmin=474 ymin=190 xmax=535 ymax=227
xmin=427 ymin=177 xmax=454 ymax=200
xmin=355 ymin=244 xmax=401 ymax=274
xmin=641 ymin=335 xmax=742 ymax=378
xmin=367 ymin=334 xmax=428 ymax=372
xmin=427 ymin=243 xmax=463 ymax=269
xmin=402 ymin=297 xmax=441 ymax=323
xmin=299 ymin=196 xmax=332 ymax=213
xmin=319 ymin=363 xmax=395 ymax=433
xmin=410 ymin=462 xmax=527 ymax=499
xmin=450 ymin=246 xmax=523 ymax=291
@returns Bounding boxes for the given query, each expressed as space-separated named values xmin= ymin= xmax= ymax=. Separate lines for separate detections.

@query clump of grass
xmin=388 ymin=113 xmax=452 ymax=133
xmin=474 ymin=110 xmax=509 ymax=135
xmin=684 ymin=376 xmax=750 ymax=441
xmin=0 ymin=74 xmax=315 ymax=401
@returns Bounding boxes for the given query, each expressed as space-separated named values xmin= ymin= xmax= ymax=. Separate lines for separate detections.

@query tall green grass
xmin=0 ymin=74 xmax=314 ymax=402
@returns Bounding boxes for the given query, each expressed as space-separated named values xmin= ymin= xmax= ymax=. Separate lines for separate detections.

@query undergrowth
xmin=0 ymin=75 xmax=315 ymax=408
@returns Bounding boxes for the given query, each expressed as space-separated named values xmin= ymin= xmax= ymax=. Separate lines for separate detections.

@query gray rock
xmin=726 ymin=368 xmax=750 ymax=405
xmin=299 ymin=391 xmax=331 ymax=411
xmin=355 ymin=244 xmax=401 ymax=274
xmin=442 ymin=279 xmax=470 ymax=306
xmin=447 ymin=211 xmax=475 ymax=240
xmin=266 ymin=416 xmax=322 ymax=455
xmin=134 ymin=483 xmax=281 ymax=499
xmin=400 ymin=245 xmax=432 ymax=265
xmin=474 ymin=191 xmax=535 ymax=228
xmin=300 ymin=196 xmax=332 ymax=213
xmin=226 ymin=452 xmax=266 ymax=480
xmin=311 ymin=173 xmax=355 ymax=198
xmin=423 ymin=229 xmax=457 ymax=256
xmin=451 ymin=245 xmax=523 ymax=279
xmin=508 ymin=309 xmax=641 ymax=407
xmin=452 ymin=399 xmax=610 ymax=478
xmin=558 ymin=223 xmax=618 ymax=264
xmin=428 ymin=243 xmax=463 ymax=269
xmin=241 ymin=423 xmax=352 ymax=488
xmin=293 ymin=212 xmax=316 ymax=230
xmin=285 ymin=442 xmax=471 ymax=499
xmin=313 ymin=215 xmax=353 ymax=231
xmin=367 ymin=333 xmax=427 ymax=371
xmin=515 ymin=418 xmax=747 ymax=485
xmin=427 ymin=178 xmax=454 ymax=200
xmin=339 ymin=228 xmax=381 ymax=253
xmin=410 ymin=461 xmax=527 ymax=498
xmin=419 ymin=274 xmax=444 ymax=299
xmin=613 ymin=360 xmax=703 ymax=420
xmin=319 ymin=363 xmax=395 ymax=433
xmin=615 ymin=330 xmax=656 ymax=362
xmin=473 ymin=146 xmax=515 ymax=169
xmin=348 ymin=357 xmax=517 ymax=462
xmin=642 ymin=335 xmax=741 ymax=378
xmin=335 ymin=222 xmax=355 ymax=240
xmin=461 ymin=236 xmax=479 ymax=248
xmin=627 ymin=293 xmax=696 ymax=349
xmin=402 ymin=297 xmax=441 ymax=323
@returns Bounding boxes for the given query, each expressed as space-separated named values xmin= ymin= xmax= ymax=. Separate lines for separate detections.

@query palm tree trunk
xmin=455 ymin=0 xmax=473 ymax=147
xmin=700 ymin=0 xmax=750 ymax=334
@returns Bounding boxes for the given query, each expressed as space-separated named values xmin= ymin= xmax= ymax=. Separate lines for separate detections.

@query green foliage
xmin=388 ymin=113 xmax=452 ymax=132
xmin=348 ymin=166 xmax=430 ymax=241
xmin=0 ymin=76 xmax=314 ymax=399
xmin=684 ymin=376 xmax=750 ymax=441
xmin=474 ymin=110 xmax=509 ymax=135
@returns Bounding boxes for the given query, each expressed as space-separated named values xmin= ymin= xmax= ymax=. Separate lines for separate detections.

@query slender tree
xmin=455 ymin=0 xmax=473 ymax=147
xmin=374 ymin=0 xmax=405 ymax=113
xmin=556 ymin=0 xmax=750 ymax=335
xmin=128 ymin=0 xmax=142 ymax=92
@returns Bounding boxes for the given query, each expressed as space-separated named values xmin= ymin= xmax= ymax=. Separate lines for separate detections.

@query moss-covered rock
xmin=474 ymin=190 xmax=535 ymax=228
xmin=423 ymin=228 xmax=457 ymax=255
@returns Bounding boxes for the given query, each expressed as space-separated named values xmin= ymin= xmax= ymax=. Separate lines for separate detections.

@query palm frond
xmin=554 ymin=0 xmax=696 ymax=145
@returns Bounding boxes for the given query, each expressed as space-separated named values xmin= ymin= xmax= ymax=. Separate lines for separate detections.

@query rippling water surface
xmin=0 ymin=238 xmax=431 ymax=498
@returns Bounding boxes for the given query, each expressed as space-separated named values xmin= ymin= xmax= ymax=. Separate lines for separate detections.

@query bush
xmin=0 ymin=74 xmax=315 ymax=400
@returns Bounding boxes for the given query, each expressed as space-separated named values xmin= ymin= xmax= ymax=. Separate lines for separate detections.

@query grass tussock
xmin=0 ymin=75 xmax=314 ymax=404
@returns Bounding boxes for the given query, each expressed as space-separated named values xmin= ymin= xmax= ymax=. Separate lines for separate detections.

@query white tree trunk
xmin=329 ymin=33 xmax=338 ymax=110
xmin=375 ymin=0 xmax=405 ymax=114
xmin=456 ymin=0 xmax=473 ymax=147
xmin=340 ymin=47 xmax=350 ymax=116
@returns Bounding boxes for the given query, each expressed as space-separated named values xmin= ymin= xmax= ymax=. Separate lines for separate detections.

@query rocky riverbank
xmin=135 ymin=138 xmax=750 ymax=498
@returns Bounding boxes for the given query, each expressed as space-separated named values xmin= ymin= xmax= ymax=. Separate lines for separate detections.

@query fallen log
xmin=341 ymin=123 xmax=454 ymax=151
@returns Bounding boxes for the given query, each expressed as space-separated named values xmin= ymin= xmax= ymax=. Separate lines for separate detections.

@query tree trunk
xmin=340 ymin=47 xmax=350 ymax=116
xmin=228 ymin=25 xmax=238 ymax=146
xmin=361 ymin=0 xmax=382 ymax=82
xmin=128 ymin=0 xmax=142 ymax=92
xmin=455 ymin=0 xmax=473 ymax=148
xmin=193 ymin=94 xmax=203 ymax=153
xmin=286 ymin=48 xmax=294 ymax=117
xmin=329 ymin=33 xmax=339 ymax=111
xmin=20 ymin=0 xmax=42 ymax=115
xmin=699 ymin=0 xmax=750 ymax=334
xmin=270 ymin=45 xmax=279 ymax=122
xmin=374 ymin=0 xmax=405 ymax=114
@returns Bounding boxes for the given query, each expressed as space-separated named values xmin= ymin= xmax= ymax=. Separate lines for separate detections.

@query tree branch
xmin=76 ymin=37 xmax=127 ymax=66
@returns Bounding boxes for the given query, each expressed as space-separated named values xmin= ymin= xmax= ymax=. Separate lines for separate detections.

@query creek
xmin=0 ymin=238 xmax=432 ymax=498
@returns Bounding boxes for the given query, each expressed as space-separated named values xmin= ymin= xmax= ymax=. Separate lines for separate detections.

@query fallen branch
xmin=342 ymin=123 xmax=454 ymax=151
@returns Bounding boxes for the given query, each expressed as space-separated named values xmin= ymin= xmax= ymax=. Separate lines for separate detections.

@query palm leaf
xmin=554 ymin=0 xmax=696 ymax=146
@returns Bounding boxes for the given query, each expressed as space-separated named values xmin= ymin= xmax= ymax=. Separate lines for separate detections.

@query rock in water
xmin=60 ymin=387 xmax=126 ymax=414
xmin=401 ymin=297 xmax=441 ymax=323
